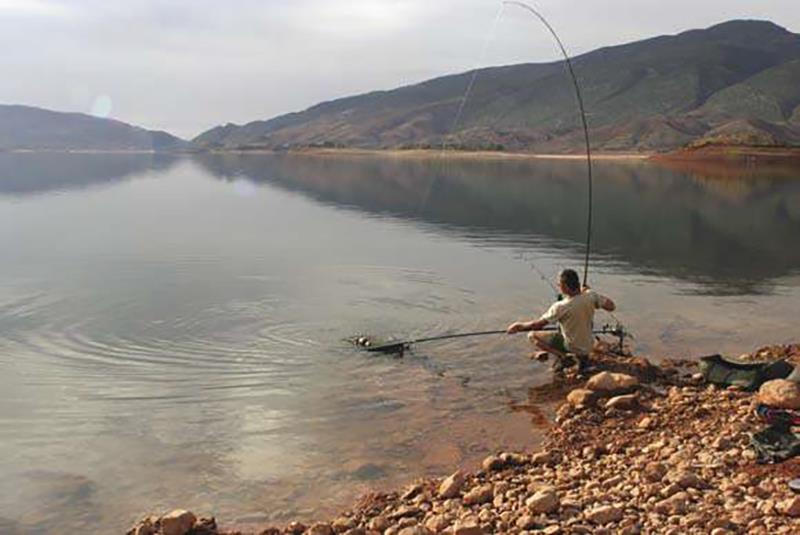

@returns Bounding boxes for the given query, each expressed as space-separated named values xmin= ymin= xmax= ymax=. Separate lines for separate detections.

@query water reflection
xmin=0 ymin=152 xmax=180 ymax=196
xmin=195 ymin=153 xmax=800 ymax=294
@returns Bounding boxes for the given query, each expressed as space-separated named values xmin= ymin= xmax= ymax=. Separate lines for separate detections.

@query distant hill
xmin=194 ymin=20 xmax=800 ymax=153
xmin=0 ymin=105 xmax=187 ymax=152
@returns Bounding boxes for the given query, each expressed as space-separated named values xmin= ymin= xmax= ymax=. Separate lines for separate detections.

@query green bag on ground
xmin=750 ymin=424 xmax=800 ymax=464
xmin=699 ymin=354 xmax=794 ymax=391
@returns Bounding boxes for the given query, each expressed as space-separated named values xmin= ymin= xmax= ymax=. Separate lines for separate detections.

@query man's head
xmin=558 ymin=269 xmax=581 ymax=296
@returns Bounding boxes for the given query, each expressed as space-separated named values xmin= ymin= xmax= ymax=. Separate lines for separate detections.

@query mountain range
xmin=193 ymin=19 xmax=800 ymax=153
xmin=0 ymin=105 xmax=186 ymax=152
xmin=3 ymin=20 xmax=800 ymax=154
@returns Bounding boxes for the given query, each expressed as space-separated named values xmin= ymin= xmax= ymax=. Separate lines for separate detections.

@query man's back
xmin=541 ymin=291 xmax=605 ymax=355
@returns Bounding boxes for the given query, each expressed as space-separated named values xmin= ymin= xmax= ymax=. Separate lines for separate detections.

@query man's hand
xmin=506 ymin=321 xmax=525 ymax=334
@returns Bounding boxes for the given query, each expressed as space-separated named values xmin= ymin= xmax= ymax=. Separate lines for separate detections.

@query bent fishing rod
xmin=357 ymin=324 xmax=629 ymax=354
xmin=503 ymin=1 xmax=594 ymax=287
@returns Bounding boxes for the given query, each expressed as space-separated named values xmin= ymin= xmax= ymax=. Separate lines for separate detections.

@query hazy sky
xmin=1 ymin=0 xmax=798 ymax=138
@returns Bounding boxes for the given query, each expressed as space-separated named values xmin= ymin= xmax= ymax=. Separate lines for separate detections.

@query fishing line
xmin=503 ymin=1 xmax=594 ymax=287
xmin=416 ymin=3 xmax=505 ymax=217
xmin=440 ymin=2 xmax=507 ymax=154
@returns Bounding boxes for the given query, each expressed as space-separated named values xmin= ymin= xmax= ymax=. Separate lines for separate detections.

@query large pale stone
xmin=567 ymin=388 xmax=597 ymax=407
xmin=425 ymin=514 xmax=450 ymax=532
xmin=452 ymin=517 xmax=483 ymax=535
xmin=586 ymin=372 xmax=638 ymax=393
xmin=585 ymin=505 xmax=623 ymax=524
xmin=758 ymin=379 xmax=800 ymax=409
xmin=462 ymin=484 xmax=493 ymax=505
xmin=525 ymin=489 xmax=559 ymax=514
xmin=438 ymin=470 xmax=466 ymax=499
xmin=159 ymin=510 xmax=196 ymax=535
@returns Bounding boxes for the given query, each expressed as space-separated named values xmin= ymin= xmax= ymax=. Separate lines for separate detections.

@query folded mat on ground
xmin=699 ymin=354 xmax=794 ymax=391
xmin=750 ymin=424 xmax=800 ymax=464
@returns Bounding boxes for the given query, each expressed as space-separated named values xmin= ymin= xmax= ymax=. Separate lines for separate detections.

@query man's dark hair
xmin=559 ymin=269 xmax=581 ymax=292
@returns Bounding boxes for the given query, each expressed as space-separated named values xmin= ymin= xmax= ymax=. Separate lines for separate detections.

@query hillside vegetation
xmin=194 ymin=20 xmax=800 ymax=153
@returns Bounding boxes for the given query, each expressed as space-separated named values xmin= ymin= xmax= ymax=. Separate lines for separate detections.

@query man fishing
xmin=506 ymin=268 xmax=616 ymax=371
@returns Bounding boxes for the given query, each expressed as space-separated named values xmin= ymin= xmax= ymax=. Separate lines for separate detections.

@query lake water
xmin=1 ymin=152 xmax=799 ymax=532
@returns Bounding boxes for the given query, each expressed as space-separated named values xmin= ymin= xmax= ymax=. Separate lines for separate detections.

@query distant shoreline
xmin=207 ymin=147 xmax=653 ymax=161
xmin=6 ymin=146 xmax=800 ymax=165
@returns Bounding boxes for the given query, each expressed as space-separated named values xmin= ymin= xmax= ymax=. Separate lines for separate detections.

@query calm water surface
xmin=1 ymin=152 xmax=799 ymax=532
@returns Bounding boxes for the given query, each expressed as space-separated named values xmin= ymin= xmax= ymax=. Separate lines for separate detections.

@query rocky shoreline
xmin=129 ymin=346 xmax=800 ymax=535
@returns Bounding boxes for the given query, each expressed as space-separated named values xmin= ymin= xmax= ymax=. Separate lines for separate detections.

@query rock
xmin=586 ymin=372 xmax=638 ymax=393
xmin=368 ymin=516 xmax=390 ymax=532
xmin=398 ymin=527 xmax=431 ymax=535
xmin=438 ymin=470 xmax=466 ymax=499
xmin=286 ymin=521 xmax=307 ymax=534
xmin=671 ymin=471 xmax=704 ymax=489
xmin=389 ymin=506 xmax=421 ymax=520
xmin=452 ymin=517 xmax=483 ymax=535
xmin=462 ymin=484 xmax=493 ymax=505
xmin=307 ymin=523 xmax=334 ymax=535
xmin=424 ymin=514 xmax=450 ymax=532
xmin=332 ymin=517 xmax=357 ymax=533
xmin=401 ymin=483 xmax=424 ymax=501
xmin=757 ymin=379 xmax=800 ymax=409
xmin=567 ymin=388 xmax=597 ymax=407
xmin=643 ymin=462 xmax=667 ymax=482
xmin=585 ymin=505 xmax=623 ymax=524
xmin=530 ymin=450 xmax=554 ymax=465
xmin=777 ymin=496 xmax=800 ymax=517
xmin=127 ymin=516 xmax=157 ymax=535
xmin=481 ymin=455 xmax=505 ymax=471
xmin=525 ymin=489 xmax=559 ymax=514
xmin=604 ymin=394 xmax=638 ymax=410
xmin=499 ymin=452 xmax=527 ymax=465
xmin=515 ymin=515 xmax=537 ymax=529
xmin=190 ymin=517 xmax=218 ymax=535
xmin=542 ymin=526 xmax=561 ymax=535
xmin=637 ymin=416 xmax=654 ymax=429
xmin=160 ymin=510 xmax=196 ymax=535
xmin=654 ymin=492 xmax=689 ymax=515
xmin=712 ymin=437 xmax=732 ymax=450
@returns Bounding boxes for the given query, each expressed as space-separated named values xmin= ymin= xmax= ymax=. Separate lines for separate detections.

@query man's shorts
xmin=536 ymin=331 xmax=567 ymax=354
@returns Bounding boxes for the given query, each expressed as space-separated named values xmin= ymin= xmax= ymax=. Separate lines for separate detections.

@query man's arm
xmin=600 ymin=295 xmax=616 ymax=312
xmin=584 ymin=286 xmax=616 ymax=312
xmin=506 ymin=318 xmax=549 ymax=334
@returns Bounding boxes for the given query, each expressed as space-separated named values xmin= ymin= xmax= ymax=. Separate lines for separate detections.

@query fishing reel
xmin=596 ymin=322 xmax=634 ymax=356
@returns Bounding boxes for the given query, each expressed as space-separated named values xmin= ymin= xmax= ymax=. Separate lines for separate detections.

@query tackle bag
xmin=699 ymin=354 xmax=794 ymax=391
